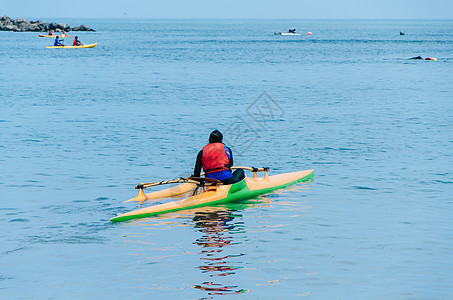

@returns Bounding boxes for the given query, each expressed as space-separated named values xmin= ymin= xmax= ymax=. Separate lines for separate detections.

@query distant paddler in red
xmin=73 ymin=36 xmax=84 ymax=46
xmin=48 ymin=30 xmax=53 ymax=36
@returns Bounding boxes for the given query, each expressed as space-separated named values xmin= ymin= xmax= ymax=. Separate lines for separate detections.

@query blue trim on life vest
xmin=224 ymin=145 xmax=231 ymax=160
xmin=206 ymin=169 xmax=232 ymax=181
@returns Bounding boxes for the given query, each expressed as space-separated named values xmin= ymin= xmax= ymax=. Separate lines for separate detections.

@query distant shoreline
xmin=0 ymin=15 xmax=95 ymax=32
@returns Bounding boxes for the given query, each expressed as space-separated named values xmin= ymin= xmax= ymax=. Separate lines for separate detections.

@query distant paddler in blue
xmin=54 ymin=36 xmax=64 ymax=46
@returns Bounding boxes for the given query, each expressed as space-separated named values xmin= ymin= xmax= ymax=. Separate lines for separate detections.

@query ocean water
xmin=1 ymin=19 xmax=452 ymax=299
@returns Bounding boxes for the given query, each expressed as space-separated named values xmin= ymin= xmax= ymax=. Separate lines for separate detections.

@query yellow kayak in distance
xmin=46 ymin=43 xmax=97 ymax=49
xmin=111 ymin=168 xmax=314 ymax=222
xmin=38 ymin=34 xmax=72 ymax=38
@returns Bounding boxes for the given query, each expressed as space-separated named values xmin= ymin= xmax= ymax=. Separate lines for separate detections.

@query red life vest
xmin=202 ymin=143 xmax=230 ymax=174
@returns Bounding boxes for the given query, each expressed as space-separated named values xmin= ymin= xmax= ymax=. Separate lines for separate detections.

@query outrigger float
xmin=110 ymin=167 xmax=314 ymax=222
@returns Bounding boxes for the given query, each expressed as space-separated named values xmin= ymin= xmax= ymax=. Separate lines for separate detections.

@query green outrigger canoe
xmin=111 ymin=168 xmax=314 ymax=222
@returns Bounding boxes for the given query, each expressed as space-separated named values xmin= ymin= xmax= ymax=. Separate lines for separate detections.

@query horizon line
xmin=5 ymin=15 xmax=453 ymax=21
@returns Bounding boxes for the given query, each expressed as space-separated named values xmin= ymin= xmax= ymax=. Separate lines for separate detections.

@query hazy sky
xmin=3 ymin=0 xmax=453 ymax=19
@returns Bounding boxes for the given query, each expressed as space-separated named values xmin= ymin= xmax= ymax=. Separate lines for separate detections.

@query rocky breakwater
xmin=0 ymin=15 xmax=95 ymax=32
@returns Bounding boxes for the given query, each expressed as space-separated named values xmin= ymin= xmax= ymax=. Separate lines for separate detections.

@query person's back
xmin=54 ymin=36 xmax=62 ymax=46
xmin=202 ymin=142 xmax=232 ymax=180
xmin=194 ymin=130 xmax=244 ymax=185
xmin=73 ymin=36 xmax=83 ymax=46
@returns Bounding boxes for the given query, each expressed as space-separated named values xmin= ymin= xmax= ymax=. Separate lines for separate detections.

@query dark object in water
xmin=400 ymin=31 xmax=405 ymax=35
xmin=411 ymin=56 xmax=423 ymax=59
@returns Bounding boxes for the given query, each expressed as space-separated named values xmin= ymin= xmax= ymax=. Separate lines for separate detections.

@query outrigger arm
xmin=124 ymin=177 xmax=222 ymax=203
xmin=124 ymin=166 xmax=270 ymax=203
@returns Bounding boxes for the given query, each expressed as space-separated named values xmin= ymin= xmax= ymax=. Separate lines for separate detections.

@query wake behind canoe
xmin=111 ymin=169 xmax=314 ymax=222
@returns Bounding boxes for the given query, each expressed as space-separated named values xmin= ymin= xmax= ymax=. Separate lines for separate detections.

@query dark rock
xmin=6 ymin=25 xmax=20 ymax=32
xmin=0 ymin=24 xmax=16 ymax=31
xmin=0 ymin=16 xmax=95 ymax=32
xmin=57 ymin=23 xmax=71 ymax=31
xmin=16 ymin=23 xmax=27 ymax=31
xmin=1 ymin=19 xmax=13 ymax=26
xmin=27 ymin=24 xmax=41 ymax=31
xmin=72 ymin=24 xmax=95 ymax=32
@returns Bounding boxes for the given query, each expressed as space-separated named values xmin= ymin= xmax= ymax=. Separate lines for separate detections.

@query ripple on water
xmin=8 ymin=218 xmax=30 ymax=222
xmin=352 ymin=186 xmax=378 ymax=190
xmin=0 ymin=276 xmax=15 ymax=281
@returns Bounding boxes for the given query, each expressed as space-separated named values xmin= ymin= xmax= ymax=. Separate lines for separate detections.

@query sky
xmin=2 ymin=0 xmax=453 ymax=19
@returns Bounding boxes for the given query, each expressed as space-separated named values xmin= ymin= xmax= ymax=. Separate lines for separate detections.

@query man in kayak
xmin=289 ymin=28 xmax=296 ymax=33
xmin=54 ymin=36 xmax=64 ymax=46
xmin=73 ymin=36 xmax=83 ymax=46
xmin=193 ymin=130 xmax=245 ymax=185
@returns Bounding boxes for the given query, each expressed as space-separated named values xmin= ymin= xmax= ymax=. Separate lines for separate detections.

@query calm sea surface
xmin=1 ymin=19 xmax=452 ymax=299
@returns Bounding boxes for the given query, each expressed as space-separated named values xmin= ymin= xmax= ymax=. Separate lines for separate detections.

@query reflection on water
xmin=191 ymin=210 xmax=250 ymax=296
xmin=122 ymin=184 xmax=309 ymax=297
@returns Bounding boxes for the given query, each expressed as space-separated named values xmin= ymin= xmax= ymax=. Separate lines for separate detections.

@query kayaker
xmin=54 ymin=36 xmax=64 ymax=46
xmin=193 ymin=130 xmax=245 ymax=185
xmin=73 ymin=36 xmax=83 ymax=46
xmin=289 ymin=28 xmax=296 ymax=33
xmin=48 ymin=30 xmax=53 ymax=36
